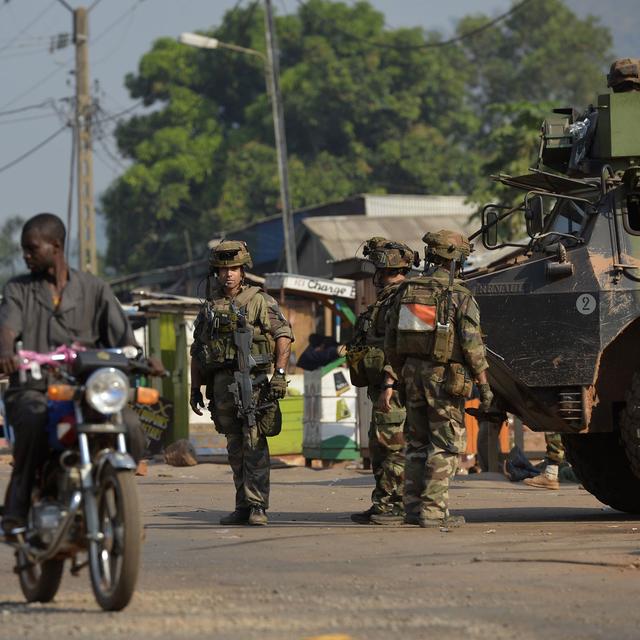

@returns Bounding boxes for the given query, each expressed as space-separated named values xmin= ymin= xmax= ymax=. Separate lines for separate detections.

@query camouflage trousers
xmin=545 ymin=432 xmax=565 ymax=465
xmin=367 ymin=386 xmax=405 ymax=514
xmin=401 ymin=358 xmax=467 ymax=521
xmin=206 ymin=369 xmax=271 ymax=509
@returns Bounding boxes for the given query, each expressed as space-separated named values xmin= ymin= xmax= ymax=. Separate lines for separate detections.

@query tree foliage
xmin=101 ymin=0 xmax=612 ymax=274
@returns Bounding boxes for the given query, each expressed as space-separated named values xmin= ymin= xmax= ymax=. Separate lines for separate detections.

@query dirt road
xmin=1 ymin=461 xmax=639 ymax=640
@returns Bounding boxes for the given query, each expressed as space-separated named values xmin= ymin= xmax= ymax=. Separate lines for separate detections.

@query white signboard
xmin=265 ymin=273 xmax=356 ymax=299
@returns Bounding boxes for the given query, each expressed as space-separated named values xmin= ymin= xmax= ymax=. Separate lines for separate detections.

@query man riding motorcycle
xmin=0 ymin=213 xmax=160 ymax=535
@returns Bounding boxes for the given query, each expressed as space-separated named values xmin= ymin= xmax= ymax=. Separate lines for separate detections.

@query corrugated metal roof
xmin=301 ymin=214 xmax=475 ymax=262
xmin=363 ymin=194 xmax=476 ymax=218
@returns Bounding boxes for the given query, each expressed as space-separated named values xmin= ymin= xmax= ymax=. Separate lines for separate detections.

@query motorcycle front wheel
xmin=17 ymin=552 xmax=65 ymax=603
xmin=89 ymin=466 xmax=141 ymax=611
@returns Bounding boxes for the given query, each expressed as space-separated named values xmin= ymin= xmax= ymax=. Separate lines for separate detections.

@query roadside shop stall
xmin=264 ymin=273 xmax=359 ymax=463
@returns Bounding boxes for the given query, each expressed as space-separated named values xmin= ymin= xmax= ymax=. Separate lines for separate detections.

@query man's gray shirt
xmin=0 ymin=268 xmax=136 ymax=353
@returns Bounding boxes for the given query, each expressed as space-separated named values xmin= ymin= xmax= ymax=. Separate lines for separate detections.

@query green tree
xmin=101 ymin=0 xmax=613 ymax=273
xmin=459 ymin=0 xmax=612 ymax=236
xmin=102 ymin=0 xmax=479 ymax=273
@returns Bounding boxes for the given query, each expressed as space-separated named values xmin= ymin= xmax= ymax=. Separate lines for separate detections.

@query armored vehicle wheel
xmin=562 ymin=433 xmax=640 ymax=513
xmin=620 ymin=372 xmax=640 ymax=482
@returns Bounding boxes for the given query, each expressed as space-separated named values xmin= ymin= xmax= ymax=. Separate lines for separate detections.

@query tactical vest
xmin=394 ymin=276 xmax=468 ymax=363
xmin=195 ymin=286 xmax=273 ymax=372
xmin=346 ymin=286 xmax=396 ymax=387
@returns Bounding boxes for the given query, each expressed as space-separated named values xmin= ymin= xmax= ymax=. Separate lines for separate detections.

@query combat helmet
xmin=607 ymin=58 xmax=640 ymax=93
xmin=422 ymin=229 xmax=471 ymax=263
xmin=362 ymin=237 xmax=418 ymax=270
xmin=209 ymin=240 xmax=253 ymax=270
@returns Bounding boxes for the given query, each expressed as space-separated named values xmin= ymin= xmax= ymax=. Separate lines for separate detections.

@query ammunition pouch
xmin=432 ymin=323 xmax=454 ymax=364
xmin=346 ymin=347 xmax=369 ymax=387
xmin=256 ymin=396 xmax=282 ymax=437
xmin=362 ymin=346 xmax=385 ymax=387
xmin=251 ymin=334 xmax=274 ymax=371
xmin=444 ymin=362 xmax=473 ymax=398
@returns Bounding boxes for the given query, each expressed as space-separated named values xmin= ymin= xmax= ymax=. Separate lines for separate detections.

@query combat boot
xmin=350 ymin=506 xmax=375 ymax=524
xmin=523 ymin=475 xmax=560 ymax=490
xmin=219 ymin=509 xmax=250 ymax=525
xmin=248 ymin=506 xmax=268 ymax=526
xmin=419 ymin=514 xmax=465 ymax=529
xmin=523 ymin=464 xmax=559 ymax=490
xmin=370 ymin=507 xmax=405 ymax=526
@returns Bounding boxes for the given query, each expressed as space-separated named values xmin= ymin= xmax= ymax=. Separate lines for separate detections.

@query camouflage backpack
xmin=393 ymin=276 xmax=470 ymax=363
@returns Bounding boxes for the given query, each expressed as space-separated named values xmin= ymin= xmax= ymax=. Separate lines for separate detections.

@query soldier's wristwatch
xmin=275 ymin=367 xmax=286 ymax=376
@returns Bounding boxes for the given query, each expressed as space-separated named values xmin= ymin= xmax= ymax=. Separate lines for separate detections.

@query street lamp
xmin=178 ymin=27 xmax=298 ymax=273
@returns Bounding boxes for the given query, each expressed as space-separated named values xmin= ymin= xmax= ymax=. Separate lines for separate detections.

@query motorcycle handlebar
xmin=16 ymin=344 xmax=168 ymax=378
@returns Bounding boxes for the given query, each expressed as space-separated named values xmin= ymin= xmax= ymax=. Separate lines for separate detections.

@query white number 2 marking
xmin=576 ymin=294 xmax=597 ymax=315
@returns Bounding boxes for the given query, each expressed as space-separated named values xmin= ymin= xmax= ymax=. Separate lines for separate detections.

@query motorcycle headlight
xmin=85 ymin=368 xmax=130 ymax=415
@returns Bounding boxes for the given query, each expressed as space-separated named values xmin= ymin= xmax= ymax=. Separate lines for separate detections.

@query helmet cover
xmin=422 ymin=229 xmax=471 ymax=263
xmin=362 ymin=237 xmax=418 ymax=270
xmin=209 ymin=240 xmax=253 ymax=269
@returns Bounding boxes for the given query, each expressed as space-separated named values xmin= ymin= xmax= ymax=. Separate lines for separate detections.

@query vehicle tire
xmin=620 ymin=371 xmax=640 ymax=475
xmin=17 ymin=553 xmax=65 ymax=603
xmin=562 ymin=432 xmax=640 ymax=513
xmin=88 ymin=467 xmax=141 ymax=611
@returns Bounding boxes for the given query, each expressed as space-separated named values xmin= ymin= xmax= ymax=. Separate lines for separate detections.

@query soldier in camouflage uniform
xmin=190 ymin=241 xmax=294 ymax=526
xmin=373 ymin=230 xmax=493 ymax=528
xmin=346 ymin=238 xmax=418 ymax=524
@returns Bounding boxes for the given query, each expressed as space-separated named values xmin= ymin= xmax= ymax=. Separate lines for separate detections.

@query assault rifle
xmin=228 ymin=305 xmax=258 ymax=432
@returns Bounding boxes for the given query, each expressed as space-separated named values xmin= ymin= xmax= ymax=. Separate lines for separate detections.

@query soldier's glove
xmin=478 ymin=383 xmax=494 ymax=412
xmin=269 ymin=373 xmax=288 ymax=400
xmin=190 ymin=387 xmax=205 ymax=416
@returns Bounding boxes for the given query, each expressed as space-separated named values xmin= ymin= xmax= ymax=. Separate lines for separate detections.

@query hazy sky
xmin=0 ymin=0 xmax=626 ymax=255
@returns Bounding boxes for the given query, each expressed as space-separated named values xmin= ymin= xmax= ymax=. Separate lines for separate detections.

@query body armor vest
xmin=195 ymin=286 xmax=273 ymax=373
xmin=347 ymin=285 xmax=398 ymax=387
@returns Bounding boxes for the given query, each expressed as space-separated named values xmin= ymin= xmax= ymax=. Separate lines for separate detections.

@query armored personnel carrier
xmin=466 ymin=59 xmax=640 ymax=511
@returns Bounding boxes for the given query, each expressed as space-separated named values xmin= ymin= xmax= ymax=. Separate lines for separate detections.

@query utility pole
xmin=73 ymin=7 xmax=96 ymax=273
xmin=263 ymin=0 xmax=298 ymax=273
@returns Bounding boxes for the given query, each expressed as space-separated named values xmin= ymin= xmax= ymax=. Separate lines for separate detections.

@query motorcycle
xmin=1 ymin=344 xmax=160 ymax=611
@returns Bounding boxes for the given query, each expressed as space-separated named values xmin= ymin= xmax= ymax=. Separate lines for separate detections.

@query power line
xmin=0 ymin=112 xmax=59 ymax=127
xmin=294 ymin=0 xmax=533 ymax=51
xmin=93 ymin=5 xmax=138 ymax=67
xmin=0 ymin=35 xmax=53 ymax=48
xmin=0 ymin=125 xmax=68 ymax=175
xmin=0 ymin=100 xmax=55 ymax=117
xmin=0 ymin=1 xmax=58 ymax=55
xmin=94 ymin=100 xmax=144 ymax=124
xmin=0 ymin=58 xmax=72 ymax=111
xmin=93 ymin=0 xmax=146 ymax=45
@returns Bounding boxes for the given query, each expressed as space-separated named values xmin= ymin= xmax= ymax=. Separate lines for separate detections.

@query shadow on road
xmin=145 ymin=508 xmax=367 ymax=530
xmin=461 ymin=506 xmax=640 ymax=523
xmin=0 ymin=600 xmax=99 ymax=615
xmin=144 ymin=504 xmax=640 ymax=531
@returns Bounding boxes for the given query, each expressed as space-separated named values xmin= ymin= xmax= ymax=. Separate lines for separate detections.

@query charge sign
xmin=576 ymin=293 xmax=597 ymax=315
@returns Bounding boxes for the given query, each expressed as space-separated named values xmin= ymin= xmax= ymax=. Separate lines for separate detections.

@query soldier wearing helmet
xmin=190 ymin=240 xmax=294 ymax=526
xmin=346 ymin=237 xmax=418 ymax=524
xmin=607 ymin=58 xmax=640 ymax=93
xmin=372 ymin=230 xmax=492 ymax=528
